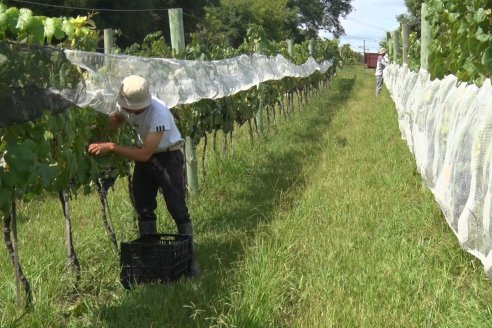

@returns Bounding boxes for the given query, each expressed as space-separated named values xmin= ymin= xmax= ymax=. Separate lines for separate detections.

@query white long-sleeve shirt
xmin=375 ymin=54 xmax=389 ymax=76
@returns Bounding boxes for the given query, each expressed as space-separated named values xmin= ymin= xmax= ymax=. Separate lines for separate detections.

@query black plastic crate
xmin=120 ymin=233 xmax=191 ymax=289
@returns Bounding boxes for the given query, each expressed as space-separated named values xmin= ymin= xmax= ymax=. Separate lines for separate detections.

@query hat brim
xmin=117 ymin=95 xmax=151 ymax=110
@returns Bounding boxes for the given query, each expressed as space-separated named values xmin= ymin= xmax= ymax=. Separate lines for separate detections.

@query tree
xmin=340 ymin=43 xmax=362 ymax=65
xmin=396 ymin=0 xmax=424 ymax=36
xmin=220 ymin=0 xmax=298 ymax=41
xmin=291 ymin=0 xmax=353 ymax=38
xmin=202 ymin=3 xmax=256 ymax=48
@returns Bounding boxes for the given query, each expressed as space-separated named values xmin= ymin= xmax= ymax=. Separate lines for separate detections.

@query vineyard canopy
xmin=0 ymin=42 xmax=333 ymax=127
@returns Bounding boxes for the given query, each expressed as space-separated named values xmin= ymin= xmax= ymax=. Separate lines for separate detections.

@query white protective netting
xmin=384 ymin=64 xmax=492 ymax=276
xmin=62 ymin=50 xmax=333 ymax=114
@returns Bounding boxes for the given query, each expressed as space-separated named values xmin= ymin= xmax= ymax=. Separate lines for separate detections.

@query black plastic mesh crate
xmin=120 ymin=234 xmax=191 ymax=289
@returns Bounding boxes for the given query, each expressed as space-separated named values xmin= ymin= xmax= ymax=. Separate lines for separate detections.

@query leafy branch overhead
xmin=10 ymin=0 xmax=353 ymax=47
xmin=426 ymin=0 xmax=492 ymax=84
xmin=293 ymin=0 xmax=353 ymax=38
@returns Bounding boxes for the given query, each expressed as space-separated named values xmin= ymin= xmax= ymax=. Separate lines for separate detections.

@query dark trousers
xmin=132 ymin=150 xmax=190 ymax=225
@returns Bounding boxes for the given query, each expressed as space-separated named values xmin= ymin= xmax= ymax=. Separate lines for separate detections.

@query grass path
xmin=214 ymin=67 xmax=492 ymax=327
xmin=2 ymin=66 xmax=492 ymax=327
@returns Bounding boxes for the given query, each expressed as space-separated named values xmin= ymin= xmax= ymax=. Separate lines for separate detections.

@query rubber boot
xmin=177 ymin=222 xmax=200 ymax=277
xmin=138 ymin=220 xmax=157 ymax=236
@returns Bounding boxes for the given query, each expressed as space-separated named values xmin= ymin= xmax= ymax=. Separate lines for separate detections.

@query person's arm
xmin=382 ymin=54 xmax=390 ymax=66
xmin=88 ymin=131 xmax=164 ymax=162
xmin=108 ymin=112 xmax=126 ymax=130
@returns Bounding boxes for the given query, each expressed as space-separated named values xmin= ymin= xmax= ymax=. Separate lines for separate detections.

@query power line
xmin=12 ymin=0 xmax=171 ymax=12
xmin=182 ymin=11 xmax=202 ymax=21
xmin=345 ymin=17 xmax=388 ymax=32
xmin=342 ymin=34 xmax=380 ymax=43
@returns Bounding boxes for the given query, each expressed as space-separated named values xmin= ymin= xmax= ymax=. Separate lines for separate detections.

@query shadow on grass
xmin=97 ymin=75 xmax=356 ymax=327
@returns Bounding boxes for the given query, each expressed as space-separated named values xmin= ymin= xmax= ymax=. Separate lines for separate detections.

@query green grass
xmin=2 ymin=66 xmax=492 ymax=327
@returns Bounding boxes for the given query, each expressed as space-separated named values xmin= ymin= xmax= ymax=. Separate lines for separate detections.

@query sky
xmin=320 ymin=0 xmax=408 ymax=53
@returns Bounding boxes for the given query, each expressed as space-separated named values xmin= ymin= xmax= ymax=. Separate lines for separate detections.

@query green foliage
xmin=0 ymin=109 xmax=128 ymax=214
xmin=407 ymin=31 xmax=421 ymax=71
xmin=202 ymin=3 xmax=256 ymax=48
xmin=200 ymin=0 xmax=352 ymax=45
xmin=1 ymin=0 xmax=217 ymax=48
xmin=0 ymin=4 xmax=98 ymax=49
xmin=124 ymin=31 xmax=172 ymax=57
xmin=482 ymin=46 xmax=492 ymax=70
xmin=398 ymin=0 xmax=425 ymax=36
xmin=220 ymin=0 xmax=298 ymax=42
xmin=0 ymin=6 xmax=126 ymax=214
xmin=293 ymin=0 xmax=353 ymax=38
xmin=340 ymin=43 xmax=362 ymax=65
xmin=0 ymin=4 xmax=339 ymax=216
xmin=427 ymin=0 xmax=492 ymax=84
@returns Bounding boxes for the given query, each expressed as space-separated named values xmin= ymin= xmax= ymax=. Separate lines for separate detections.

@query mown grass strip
xmin=2 ymin=67 xmax=492 ymax=328
xmin=214 ymin=67 xmax=492 ymax=328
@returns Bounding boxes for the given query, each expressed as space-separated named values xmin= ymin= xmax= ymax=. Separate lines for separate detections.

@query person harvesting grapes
xmin=88 ymin=75 xmax=199 ymax=276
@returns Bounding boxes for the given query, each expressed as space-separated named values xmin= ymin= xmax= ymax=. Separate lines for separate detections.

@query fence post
xmin=169 ymin=8 xmax=199 ymax=193
xmin=421 ymin=3 xmax=431 ymax=70
xmin=168 ymin=8 xmax=185 ymax=55
xmin=402 ymin=24 xmax=409 ymax=66
xmin=392 ymin=30 xmax=400 ymax=62
xmin=287 ymin=39 xmax=294 ymax=57
xmin=309 ymin=39 xmax=314 ymax=57
xmin=285 ymin=39 xmax=295 ymax=116
xmin=256 ymin=41 xmax=264 ymax=138
xmin=386 ymin=31 xmax=392 ymax=59
xmin=104 ymin=28 xmax=113 ymax=54
xmin=103 ymin=28 xmax=113 ymax=68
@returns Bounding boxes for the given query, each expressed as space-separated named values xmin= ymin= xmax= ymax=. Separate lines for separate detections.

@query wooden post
xmin=286 ymin=39 xmax=294 ymax=115
xmin=168 ymin=8 xmax=185 ymax=56
xmin=11 ymin=202 xmax=21 ymax=307
xmin=168 ymin=8 xmax=199 ymax=193
xmin=104 ymin=28 xmax=113 ymax=54
xmin=287 ymin=39 xmax=294 ymax=57
xmin=256 ymin=41 xmax=264 ymax=138
xmin=421 ymin=3 xmax=431 ymax=70
xmin=103 ymin=28 xmax=113 ymax=68
xmin=386 ymin=31 xmax=392 ymax=59
xmin=402 ymin=24 xmax=409 ymax=65
xmin=392 ymin=30 xmax=400 ymax=62
xmin=309 ymin=39 xmax=314 ymax=57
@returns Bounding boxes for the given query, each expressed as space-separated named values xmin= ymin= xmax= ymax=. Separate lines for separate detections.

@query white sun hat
xmin=117 ymin=75 xmax=152 ymax=110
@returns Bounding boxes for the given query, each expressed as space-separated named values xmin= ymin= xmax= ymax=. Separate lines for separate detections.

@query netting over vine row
xmin=0 ymin=42 xmax=333 ymax=127
xmin=63 ymin=50 xmax=333 ymax=114
xmin=384 ymin=64 xmax=492 ymax=276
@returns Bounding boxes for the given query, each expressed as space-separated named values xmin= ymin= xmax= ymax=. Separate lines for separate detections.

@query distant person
xmin=88 ymin=75 xmax=198 ymax=276
xmin=375 ymin=47 xmax=389 ymax=96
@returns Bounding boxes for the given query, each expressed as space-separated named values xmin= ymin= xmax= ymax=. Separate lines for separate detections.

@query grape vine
xmin=0 ymin=4 xmax=339 ymax=307
xmin=427 ymin=0 xmax=492 ymax=84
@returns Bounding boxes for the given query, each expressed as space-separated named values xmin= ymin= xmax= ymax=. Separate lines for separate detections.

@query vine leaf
xmin=481 ymin=47 xmax=492 ymax=71
xmin=476 ymin=27 xmax=491 ymax=42
xmin=15 ymin=8 xmax=32 ymax=31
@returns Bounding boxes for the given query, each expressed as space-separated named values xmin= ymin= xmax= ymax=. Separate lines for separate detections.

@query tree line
xmin=2 ymin=0 xmax=353 ymax=48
